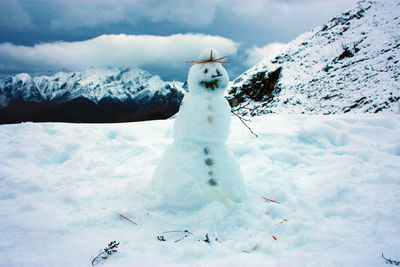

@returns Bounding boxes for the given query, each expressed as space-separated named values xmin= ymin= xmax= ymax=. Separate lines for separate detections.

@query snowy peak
xmin=0 ymin=67 xmax=185 ymax=123
xmin=228 ymin=0 xmax=400 ymax=115
xmin=0 ymin=67 xmax=184 ymax=107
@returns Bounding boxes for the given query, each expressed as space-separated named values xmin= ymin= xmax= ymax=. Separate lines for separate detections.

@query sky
xmin=0 ymin=0 xmax=360 ymax=81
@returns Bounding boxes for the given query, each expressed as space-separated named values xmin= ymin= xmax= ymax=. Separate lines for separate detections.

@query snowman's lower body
xmin=152 ymin=140 xmax=246 ymax=210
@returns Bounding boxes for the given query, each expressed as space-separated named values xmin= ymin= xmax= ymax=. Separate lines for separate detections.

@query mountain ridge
xmin=0 ymin=67 xmax=185 ymax=123
xmin=227 ymin=0 xmax=400 ymax=115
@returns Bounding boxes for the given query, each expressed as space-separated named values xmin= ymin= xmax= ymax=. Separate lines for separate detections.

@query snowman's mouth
xmin=200 ymin=80 xmax=219 ymax=91
xmin=212 ymin=74 xmax=222 ymax=78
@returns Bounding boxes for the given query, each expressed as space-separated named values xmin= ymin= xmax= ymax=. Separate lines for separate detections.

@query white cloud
xmin=0 ymin=33 xmax=239 ymax=78
xmin=244 ymin=43 xmax=287 ymax=67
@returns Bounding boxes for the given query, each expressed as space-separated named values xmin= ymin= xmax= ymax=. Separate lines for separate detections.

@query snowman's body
xmin=152 ymin=49 xmax=246 ymax=210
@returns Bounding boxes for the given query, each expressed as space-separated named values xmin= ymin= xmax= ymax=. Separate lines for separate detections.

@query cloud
xmin=0 ymin=0 xmax=218 ymax=31
xmin=0 ymin=0 xmax=361 ymax=79
xmin=0 ymin=33 xmax=239 ymax=79
xmin=0 ymin=0 xmax=359 ymax=32
xmin=244 ymin=43 xmax=287 ymax=67
xmin=0 ymin=0 xmax=32 ymax=29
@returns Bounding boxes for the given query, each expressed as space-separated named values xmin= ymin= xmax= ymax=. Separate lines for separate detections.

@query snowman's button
xmin=204 ymin=147 xmax=209 ymax=155
xmin=208 ymin=178 xmax=218 ymax=186
xmin=205 ymin=158 xmax=214 ymax=166
xmin=208 ymin=170 xmax=213 ymax=176
xmin=207 ymin=115 xmax=214 ymax=123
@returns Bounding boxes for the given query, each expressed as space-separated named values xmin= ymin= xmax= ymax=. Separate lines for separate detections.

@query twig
xmin=231 ymin=102 xmax=251 ymax=112
xmin=92 ymin=241 xmax=120 ymax=266
xmin=262 ymin=196 xmax=280 ymax=204
xmin=231 ymin=110 xmax=258 ymax=138
xmin=157 ymin=230 xmax=193 ymax=242
xmin=231 ymin=102 xmax=261 ymax=115
xmin=235 ymin=113 xmax=252 ymax=122
xmin=175 ymin=235 xmax=190 ymax=243
xmin=243 ymin=244 xmax=259 ymax=253
xmin=119 ymin=213 xmax=138 ymax=225
xmin=158 ymin=230 xmax=193 ymax=235
xmin=274 ymin=219 xmax=288 ymax=225
xmin=382 ymin=253 xmax=400 ymax=265
xmin=230 ymin=101 xmax=262 ymax=138
xmin=204 ymin=233 xmax=210 ymax=243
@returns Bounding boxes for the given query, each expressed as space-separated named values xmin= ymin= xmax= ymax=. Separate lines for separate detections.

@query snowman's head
xmin=187 ymin=48 xmax=229 ymax=95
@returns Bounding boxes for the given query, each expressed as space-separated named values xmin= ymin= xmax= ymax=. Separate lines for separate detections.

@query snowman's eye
xmin=216 ymin=69 xmax=221 ymax=76
xmin=204 ymin=69 xmax=208 ymax=74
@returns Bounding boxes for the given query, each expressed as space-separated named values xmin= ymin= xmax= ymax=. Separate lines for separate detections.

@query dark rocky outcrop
xmin=227 ymin=67 xmax=281 ymax=108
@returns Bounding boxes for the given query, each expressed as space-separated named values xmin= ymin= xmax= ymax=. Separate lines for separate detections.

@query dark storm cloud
xmin=0 ymin=0 xmax=358 ymax=40
xmin=0 ymin=0 xmax=217 ymax=31
xmin=0 ymin=0 xmax=360 ymax=80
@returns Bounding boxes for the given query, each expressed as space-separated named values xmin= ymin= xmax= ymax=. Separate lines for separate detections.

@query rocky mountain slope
xmin=228 ymin=0 xmax=400 ymax=115
xmin=0 ymin=67 xmax=185 ymax=123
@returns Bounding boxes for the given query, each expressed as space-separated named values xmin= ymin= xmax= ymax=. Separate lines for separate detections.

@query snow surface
xmin=1 ymin=114 xmax=399 ymax=266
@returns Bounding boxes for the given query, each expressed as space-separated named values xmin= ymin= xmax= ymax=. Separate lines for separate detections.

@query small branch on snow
xmin=119 ymin=213 xmax=138 ymax=225
xmin=174 ymin=235 xmax=190 ymax=243
xmin=157 ymin=235 xmax=166 ymax=241
xmin=157 ymin=230 xmax=193 ymax=242
xmin=91 ymin=241 xmax=120 ymax=266
xmin=231 ymin=102 xmax=262 ymax=115
xmin=243 ymin=244 xmax=259 ymax=253
xmin=231 ymin=102 xmax=260 ymax=138
xmin=382 ymin=253 xmax=400 ymax=265
xmin=231 ymin=110 xmax=258 ymax=138
xmin=262 ymin=196 xmax=280 ymax=204
xmin=274 ymin=219 xmax=288 ymax=225
xmin=203 ymin=233 xmax=210 ymax=243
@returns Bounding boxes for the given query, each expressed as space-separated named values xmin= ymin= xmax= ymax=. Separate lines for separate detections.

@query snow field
xmin=0 ymin=114 xmax=399 ymax=266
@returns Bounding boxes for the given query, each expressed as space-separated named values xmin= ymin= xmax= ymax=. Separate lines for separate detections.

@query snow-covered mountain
xmin=228 ymin=0 xmax=400 ymax=115
xmin=0 ymin=67 xmax=185 ymax=123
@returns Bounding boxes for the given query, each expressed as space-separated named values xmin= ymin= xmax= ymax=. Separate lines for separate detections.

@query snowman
xmin=152 ymin=48 xmax=246 ymax=210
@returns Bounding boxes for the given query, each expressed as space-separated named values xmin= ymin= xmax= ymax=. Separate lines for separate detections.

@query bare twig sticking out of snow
xmin=243 ymin=244 xmax=259 ymax=253
xmin=231 ymin=110 xmax=258 ymax=138
xmin=382 ymin=253 xmax=400 ymax=265
xmin=119 ymin=213 xmax=138 ymax=225
xmin=274 ymin=219 xmax=288 ymax=225
xmin=157 ymin=230 xmax=193 ymax=243
xmin=157 ymin=235 xmax=166 ymax=241
xmin=262 ymin=196 xmax=280 ymax=204
xmin=203 ymin=233 xmax=210 ymax=243
xmin=201 ymin=234 xmax=220 ymax=244
xmin=231 ymin=103 xmax=259 ymax=138
xmin=91 ymin=241 xmax=120 ymax=266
